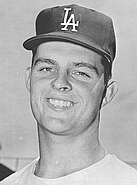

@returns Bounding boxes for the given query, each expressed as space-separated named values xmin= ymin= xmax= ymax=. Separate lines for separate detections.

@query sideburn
xmin=99 ymin=85 xmax=107 ymax=109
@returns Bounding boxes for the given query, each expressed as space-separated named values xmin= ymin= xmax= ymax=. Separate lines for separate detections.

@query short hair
xmin=31 ymin=47 xmax=37 ymax=67
xmin=101 ymin=57 xmax=112 ymax=84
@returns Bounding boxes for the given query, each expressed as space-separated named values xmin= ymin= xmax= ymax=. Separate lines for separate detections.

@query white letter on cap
xmin=61 ymin=8 xmax=79 ymax=32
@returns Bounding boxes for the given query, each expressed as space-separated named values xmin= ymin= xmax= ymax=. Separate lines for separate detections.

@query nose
xmin=51 ymin=73 xmax=72 ymax=92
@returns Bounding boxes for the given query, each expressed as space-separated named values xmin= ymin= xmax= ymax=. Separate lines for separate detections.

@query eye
xmin=72 ymin=71 xmax=91 ymax=78
xmin=39 ymin=67 xmax=55 ymax=73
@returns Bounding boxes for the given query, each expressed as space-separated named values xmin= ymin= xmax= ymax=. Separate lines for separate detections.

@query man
xmin=1 ymin=4 xmax=137 ymax=185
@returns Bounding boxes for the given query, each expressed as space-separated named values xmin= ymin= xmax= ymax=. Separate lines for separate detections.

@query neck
xmin=35 ymin=122 xmax=105 ymax=179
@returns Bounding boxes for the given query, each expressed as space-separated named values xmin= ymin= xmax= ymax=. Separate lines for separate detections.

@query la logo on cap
xmin=61 ymin=8 xmax=79 ymax=32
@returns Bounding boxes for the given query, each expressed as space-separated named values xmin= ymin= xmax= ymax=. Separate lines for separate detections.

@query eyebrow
xmin=72 ymin=62 xmax=99 ymax=75
xmin=33 ymin=58 xmax=57 ymax=67
xmin=33 ymin=58 xmax=99 ymax=75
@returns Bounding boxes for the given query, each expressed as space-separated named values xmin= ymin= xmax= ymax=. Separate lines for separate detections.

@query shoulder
xmin=0 ymin=158 xmax=38 ymax=185
xmin=109 ymin=154 xmax=137 ymax=173
xmin=108 ymin=154 xmax=137 ymax=183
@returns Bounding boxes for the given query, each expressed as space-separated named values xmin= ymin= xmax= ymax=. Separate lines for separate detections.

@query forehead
xmin=34 ymin=41 xmax=104 ymax=69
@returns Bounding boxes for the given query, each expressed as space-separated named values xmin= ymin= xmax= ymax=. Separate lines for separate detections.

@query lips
xmin=46 ymin=98 xmax=74 ymax=109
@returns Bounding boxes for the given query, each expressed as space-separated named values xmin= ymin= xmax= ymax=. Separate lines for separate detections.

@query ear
xmin=101 ymin=80 xmax=118 ymax=107
xmin=25 ymin=67 xmax=31 ymax=92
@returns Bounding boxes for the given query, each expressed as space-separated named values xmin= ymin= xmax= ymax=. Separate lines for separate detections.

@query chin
xmin=37 ymin=116 xmax=73 ymax=135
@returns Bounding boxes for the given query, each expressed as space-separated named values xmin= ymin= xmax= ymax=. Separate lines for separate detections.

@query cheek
xmin=29 ymin=79 xmax=45 ymax=112
xmin=30 ymin=76 xmax=50 ymax=96
xmin=75 ymin=81 xmax=97 ymax=102
xmin=87 ymin=83 xmax=105 ymax=109
xmin=77 ymin=80 xmax=105 ymax=109
xmin=30 ymin=81 xmax=41 ymax=103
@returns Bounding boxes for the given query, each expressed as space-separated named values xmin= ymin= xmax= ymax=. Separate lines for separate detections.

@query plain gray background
xmin=0 ymin=0 xmax=137 ymax=170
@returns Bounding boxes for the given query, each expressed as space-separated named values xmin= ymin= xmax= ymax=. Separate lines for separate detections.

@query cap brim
xmin=23 ymin=32 xmax=111 ymax=62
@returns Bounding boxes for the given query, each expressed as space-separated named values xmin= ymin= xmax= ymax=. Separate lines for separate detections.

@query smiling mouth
xmin=46 ymin=98 xmax=74 ymax=109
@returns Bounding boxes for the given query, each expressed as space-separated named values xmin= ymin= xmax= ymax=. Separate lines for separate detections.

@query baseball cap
xmin=23 ymin=4 xmax=116 ymax=64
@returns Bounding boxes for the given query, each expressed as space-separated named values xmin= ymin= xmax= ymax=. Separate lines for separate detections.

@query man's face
xmin=26 ymin=41 xmax=106 ymax=136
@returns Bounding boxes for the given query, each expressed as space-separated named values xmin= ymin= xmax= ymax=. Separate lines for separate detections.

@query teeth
xmin=50 ymin=99 xmax=54 ymax=105
xmin=54 ymin=100 xmax=58 ymax=106
xmin=60 ymin=100 xmax=64 ymax=107
xmin=64 ymin=102 xmax=67 ymax=106
xmin=67 ymin=102 xmax=71 ymax=107
xmin=48 ymin=99 xmax=73 ymax=108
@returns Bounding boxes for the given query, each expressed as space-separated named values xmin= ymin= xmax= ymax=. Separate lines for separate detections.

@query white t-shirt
xmin=0 ymin=154 xmax=137 ymax=185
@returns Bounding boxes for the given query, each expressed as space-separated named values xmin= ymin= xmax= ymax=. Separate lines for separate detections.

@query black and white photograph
xmin=0 ymin=0 xmax=137 ymax=184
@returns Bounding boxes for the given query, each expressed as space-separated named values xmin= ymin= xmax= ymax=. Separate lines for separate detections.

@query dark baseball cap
xmin=23 ymin=4 xmax=116 ymax=64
